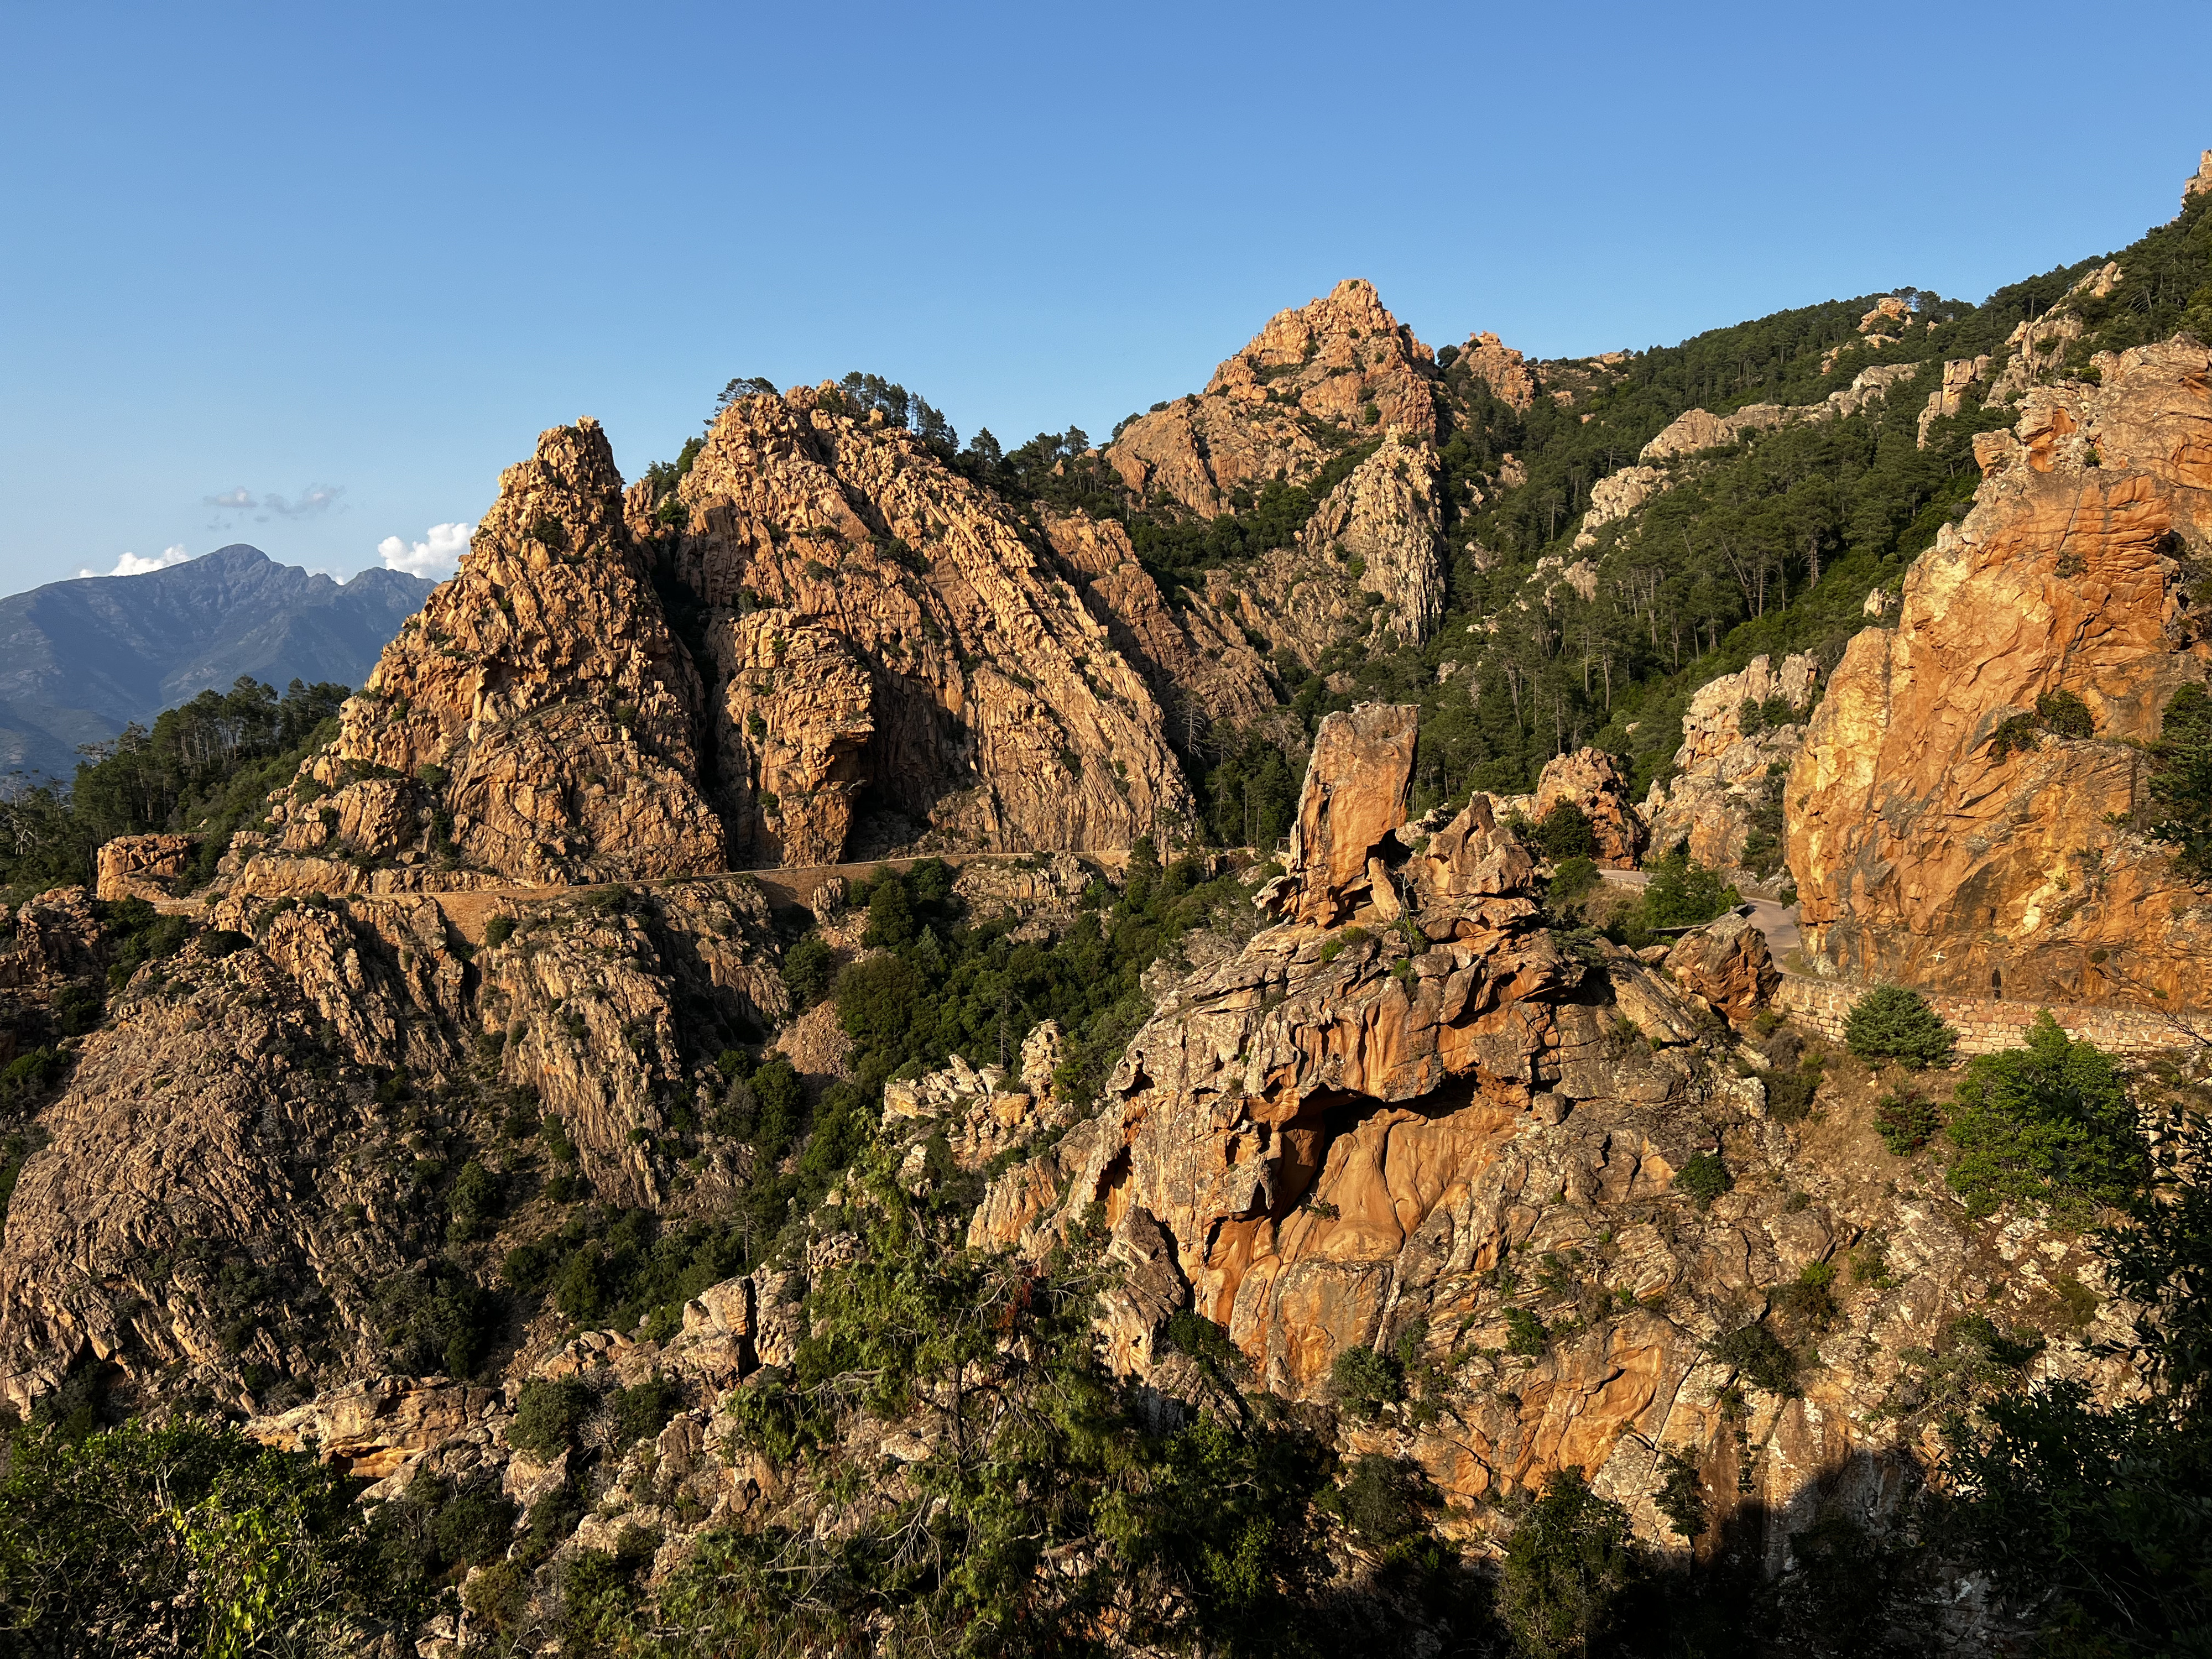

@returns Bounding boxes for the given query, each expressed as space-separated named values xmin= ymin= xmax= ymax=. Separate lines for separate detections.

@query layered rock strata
xmin=1788 ymin=341 xmax=2212 ymax=1008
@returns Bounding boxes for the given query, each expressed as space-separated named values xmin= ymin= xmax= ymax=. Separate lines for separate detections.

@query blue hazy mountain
xmin=0 ymin=544 xmax=435 ymax=781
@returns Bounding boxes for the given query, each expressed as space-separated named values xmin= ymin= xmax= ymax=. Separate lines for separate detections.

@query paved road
xmin=1597 ymin=867 xmax=1801 ymax=961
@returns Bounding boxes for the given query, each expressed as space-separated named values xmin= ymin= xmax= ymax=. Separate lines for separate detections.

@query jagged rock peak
xmin=661 ymin=383 xmax=1193 ymax=859
xmin=238 ymin=416 xmax=727 ymax=891
xmin=2185 ymin=147 xmax=2212 ymax=208
xmin=1455 ymin=329 xmax=1537 ymax=410
xmin=1105 ymin=278 xmax=1439 ymax=517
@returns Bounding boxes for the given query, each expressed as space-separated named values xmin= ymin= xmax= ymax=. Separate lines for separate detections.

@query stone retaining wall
xmin=1773 ymin=973 xmax=2210 ymax=1058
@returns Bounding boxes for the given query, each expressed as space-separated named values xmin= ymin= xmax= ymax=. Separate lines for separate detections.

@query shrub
xmin=1876 ymin=1088 xmax=1943 ymax=1155
xmin=780 ymin=933 xmax=835 ymax=1011
xmin=1533 ymin=801 xmax=1598 ymax=860
xmin=1330 ymin=1345 xmax=1404 ymax=1418
xmin=1944 ymin=1012 xmax=2146 ymax=1219
xmin=1498 ymin=1468 xmax=1635 ymax=1658
xmin=1713 ymin=1322 xmax=1801 ymax=1395
xmin=1765 ymin=1058 xmax=1823 ymax=1123
xmin=1641 ymin=848 xmax=1740 ymax=929
xmin=2036 ymin=688 xmax=2095 ymax=739
xmin=1676 ymin=1151 xmax=1733 ymax=1209
xmin=1550 ymin=855 xmax=1600 ymax=905
xmin=1844 ymin=985 xmax=1957 ymax=1070
xmin=508 ymin=1376 xmax=594 ymax=1459
xmin=483 ymin=915 xmax=515 ymax=950
xmin=1651 ymin=1448 xmax=1708 ymax=1540
xmin=1505 ymin=1307 xmax=1550 ymax=1357
xmin=613 ymin=1374 xmax=680 ymax=1450
xmin=862 ymin=879 xmax=916 ymax=948
xmin=1326 ymin=1454 xmax=1430 ymax=1543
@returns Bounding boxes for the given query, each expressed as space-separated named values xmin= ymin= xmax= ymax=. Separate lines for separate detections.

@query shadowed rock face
xmin=662 ymin=386 xmax=1193 ymax=860
xmin=1788 ymin=340 xmax=2212 ymax=1009
xmin=1105 ymin=279 xmax=1438 ymax=518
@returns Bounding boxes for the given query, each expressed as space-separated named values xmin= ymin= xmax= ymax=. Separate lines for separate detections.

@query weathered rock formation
xmin=1294 ymin=430 xmax=1445 ymax=646
xmin=93 ymin=833 xmax=195 ymax=901
xmin=1917 ymin=354 xmax=1991 ymax=447
xmin=666 ymin=387 xmax=1193 ymax=858
xmin=1041 ymin=510 xmax=1281 ymax=734
xmin=1106 ymin=279 xmax=1437 ymax=517
xmin=1258 ymin=705 xmax=1419 ymax=927
xmin=1789 ymin=340 xmax=2212 ymax=1009
xmin=1667 ymin=912 xmax=1779 ymax=1028
xmin=1456 ymin=330 xmax=1537 ymax=410
xmin=1640 ymin=364 xmax=1922 ymax=463
xmin=968 ymin=702 xmax=2126 ymax=1564
xmin=1534 ymin=748 xmax=1646 ymax=869
xmin=251 ymin=419 xmax=725 ymax=891
xmin=1642 ymin=653 xmax=1818 ymax=879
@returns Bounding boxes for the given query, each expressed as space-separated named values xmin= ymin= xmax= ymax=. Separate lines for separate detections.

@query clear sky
xmin=3 ymin=1 xmax=2208 ymax=592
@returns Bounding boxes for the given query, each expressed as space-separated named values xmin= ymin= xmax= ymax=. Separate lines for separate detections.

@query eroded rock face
xmin=1457 ymin=330 xmax=1537 ymax=411
xmin=0 ymin=935 xmax=427 ymax=1416
xmin=1106 ymin=279 xmax=1437 ymax=517
xmin=970 ymin=708 xmax=2129 ymax=1566
xmin=1667 ymin=913 xmax=1778 ymax=1027
xmin=1642 ymin=653 xmax=1817 ymax=879
xmin=260 ymin=420 xmax=726 ymax=889
xmin=667 ymin=387 xmax=1192 ymax=857
xmin=1261 ymin=704 xmax=1420 ymax=927
xmin=1041 ymin=510 xmax=1281 ymax=734
xmin=1296 ymin=431 xmax=1445 ymax=647
xmin=1535 ymin=748 xmax=1647 ymax=869
xmin=1789 ymin=340 xmax=2212 ymax=1008
xmin=95 ymin=834 xmax=195 ymax=901
xmin=711 ymin=613 xmax=874 ymax=866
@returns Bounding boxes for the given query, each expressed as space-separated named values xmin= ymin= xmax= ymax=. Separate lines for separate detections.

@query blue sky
xmin=2 ymin=1 xmax=2208 ymax=592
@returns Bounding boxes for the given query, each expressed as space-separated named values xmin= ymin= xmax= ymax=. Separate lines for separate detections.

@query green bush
xmin=1640 ymin=848 xmax=1740 ymax=929
xmin=1944 ymin=1012 xmax=2146 ymax=1220
xmin=1326 ymin=1454 xmax=1431 ymax=1543
xmin=1331 ymin=1344 xmax=1404 ymax=1418
xmin=1876 ymin=1088 xmax=1943 ymax=1154
xmin=2036 ymin=688 xmax=2095 ymax=739
xmin=1844 ymin=985 xmax=1957 ymax=1069
xmin=1713 ymin=1322 xmax=1801 ymax=1395
xmin=780 ymin=932 xmax=835 ymax=1010
xmin=1498 ymin=1467 xmax=1636 ymax=1658
xmin=1676 ymin=1150 xmax=1733 ymax=1209
xmin=483 ymin=915 xmax=515 ymax=950
xmin=1549 ymin=855 xmax=1600 ymax=905
xmin=508 ymin=1376 xmax=594 ymax=1459
xmin=1651 ymin=1448 xmax=1708 ymax=1540
xmin=0 ymin=1418 xmax=414 ymax=1646
xmin=1532 ymin=800 xmax=1598 ymax=860
xmin=1505 ymin=1307 xmax=1550 ymax=1358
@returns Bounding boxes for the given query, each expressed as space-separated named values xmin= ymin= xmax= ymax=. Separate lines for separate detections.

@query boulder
xmin=94 ymin=834 xmax=195 ymax=902
xmin=1665 ymin=911 xmax=1778 ymax=1026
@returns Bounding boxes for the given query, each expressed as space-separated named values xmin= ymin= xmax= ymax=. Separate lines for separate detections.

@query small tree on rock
xmin=1845 ymin=985 xmax=1957 ymax=1070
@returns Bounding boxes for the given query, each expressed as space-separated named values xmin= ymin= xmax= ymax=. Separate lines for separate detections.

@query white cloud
xmin=377 ymin=521 xmax=472 ymax=579
xmin=79 ymin=544 xmax=192 ymax=578
xmin=204 ymin=483 xmax=345 ymax=524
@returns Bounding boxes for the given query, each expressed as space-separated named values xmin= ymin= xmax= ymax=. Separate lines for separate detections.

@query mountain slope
xmin=0 ymin=545 xmax=435 ymax=781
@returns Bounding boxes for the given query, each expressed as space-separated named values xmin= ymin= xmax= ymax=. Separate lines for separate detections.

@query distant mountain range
xmin=0 ymin=544 xmax=435 ymax=781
